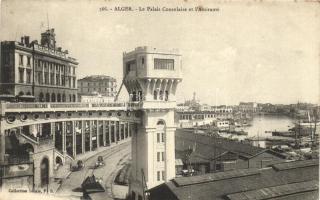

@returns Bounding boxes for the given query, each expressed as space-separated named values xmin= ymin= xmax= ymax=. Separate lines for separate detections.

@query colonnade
xmin=53 ymin=120 xmax=133 ymax=158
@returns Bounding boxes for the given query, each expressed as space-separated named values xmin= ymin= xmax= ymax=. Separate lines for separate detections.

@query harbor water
xmin=244 ymin=115 xmax=295 ymax=137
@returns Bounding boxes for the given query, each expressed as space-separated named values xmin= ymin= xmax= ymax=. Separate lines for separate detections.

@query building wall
xmin=78 ymin=76 xmax=117 ymax=97
xmin=236 ymin=152 xmax=285 ymax=169
xmin=1 ymin=30 xmax=78 ymax=102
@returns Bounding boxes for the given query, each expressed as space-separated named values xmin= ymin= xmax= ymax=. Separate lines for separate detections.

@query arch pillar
xmin=81 ymin=120 xmax=85 ymax=154
xmin=72 ymin=121 xmax=76 ymax=157
xmin=96 ymin=120 xmax=100 ymax=148
xmin=109 ymin=121 xmax=112 ymax=144
xmin=102 ymin=120 xmax=106 ymax=146
xmin=62 ymin=121 xmax=66 ymax=154
xmin=89 ymin=120 xmax=93 ymax=151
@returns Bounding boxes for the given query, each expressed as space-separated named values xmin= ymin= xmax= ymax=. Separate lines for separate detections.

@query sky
xmin=1 ymin=0 xmax=319 ymax=105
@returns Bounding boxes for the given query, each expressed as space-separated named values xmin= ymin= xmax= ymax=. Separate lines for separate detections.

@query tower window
xmin=157 ymin=133 xmax=160 ymax=143
xmin=161 ymin=152 xmax=165 ymax=161
xmin=153 ymin=90 xmax=157 ymax=100
xmin=154 ymin=58 xmax=174 ymax=70
xmin=157 ymin=152 xmax=160 ymax=162
xmin=162 ymin=170 xmax=165 ymax=180
xmin=157 ymin=171 xmax=160 ymax=181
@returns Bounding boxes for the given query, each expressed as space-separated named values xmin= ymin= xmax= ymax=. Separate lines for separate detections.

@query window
xmin=157 ymin=133 xmax=160 ymax=143
xmin=141 ymin=57 xmax=144 ymax=65
xmin=26 ymin=70 xmax=31 ymax=84
xmin=27 ymin=57 xmax=31 ymax=66
xmin=19 ymin=54 xmax=23 ymax=65
xmin=161 ymin=133 xmax=165 ymax=142
xmin=162 ymin=170 xmax=165 ymax=180
xmin=154 ymin=58 xmax=174 ymax=70
xmin=19 ymin=69 xmax=24 ymax=83
xmin=126 ymin=60 xmax=136 ymax=73
xmin=153 ymin=90 xmax=157 ymax=100
xmin=157 ymin=152 xmax=160 ymax=162
xmin=4 ymin=53 xmax=10 ymax=64
xmin=161 ymin=152 xmax=165 ymax=161
xmin=157 ymin=171 xmax=160 ymax=181
xmin=132 ymin=191 xmax=136 ymax=200
xmin=159 ymin=90 xmax=163 ymax=100
xmin=165 ymin=91 xmax=169 ymax=101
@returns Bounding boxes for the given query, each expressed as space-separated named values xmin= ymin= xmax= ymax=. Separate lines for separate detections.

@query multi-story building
xmin=77 ymin=75 xmax=117 ymax=99
xmin=238 ymin=102 xmax=258 ymax=113
xmin=0 ymin=29 xmax=78 ymax=102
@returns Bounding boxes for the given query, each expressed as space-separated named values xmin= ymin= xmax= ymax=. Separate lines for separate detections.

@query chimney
xmin=24 ymin=36 xmax=30 ymax=46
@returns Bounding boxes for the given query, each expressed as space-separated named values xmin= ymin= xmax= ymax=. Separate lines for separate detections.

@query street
xmin=56 ymin=141 xmax=131 ymax=200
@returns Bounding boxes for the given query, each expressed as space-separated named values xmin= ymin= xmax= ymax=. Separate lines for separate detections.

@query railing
xmin=50 ymin=103 xmax=90 ymax=108
xmin=1 ymin=101 xmax=175 ymax=113
xmin=19 ymin=132 xmax=39 ymax=144
xmin=6 ymin=103 xmax=49 ymax=109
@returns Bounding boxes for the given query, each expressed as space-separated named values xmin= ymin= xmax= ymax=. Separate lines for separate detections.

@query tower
xmin=123 ymin=47 xmax=182 ymax=200
xmin=41 ymin=28 xmax=56 ymax=49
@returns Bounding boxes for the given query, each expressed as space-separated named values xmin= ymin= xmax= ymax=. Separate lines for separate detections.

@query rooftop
xmin=149 ymin=159 xmax=319 ymax=200
xmin=175 ymin=129 xmax=269 ymax=159
xmin=78 ymin=75 xmax=116 ymax=82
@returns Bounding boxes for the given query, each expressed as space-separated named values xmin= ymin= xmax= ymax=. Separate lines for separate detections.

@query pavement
xmin=51 ymin=139 xmax=131 ymax=199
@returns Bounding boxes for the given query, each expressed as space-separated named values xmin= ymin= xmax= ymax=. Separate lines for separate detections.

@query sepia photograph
xmin=0 ymin=0 xmax=319 ymax=199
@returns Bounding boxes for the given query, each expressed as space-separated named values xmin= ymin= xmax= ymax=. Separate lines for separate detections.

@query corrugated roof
xmin=175 ymin=129 xmax=265 ymax=160
xmin=271 ymin=159 xmax=319 ymax=171
xmin=226 ymin=180 xmax=318 ymax=200
xmin=148 ymin=159 xmax=319 ymax=200
xmin=173 ymin=169 xmax=260 ymax=187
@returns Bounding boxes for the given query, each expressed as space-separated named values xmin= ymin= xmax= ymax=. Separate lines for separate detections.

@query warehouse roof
xmin=148 ymin=159 xmax=319 ymax=200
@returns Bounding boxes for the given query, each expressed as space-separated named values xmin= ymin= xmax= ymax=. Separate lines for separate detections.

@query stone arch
xmin=26 ymin=91 xmax=31 ymax=95
xmin=21 ymin=143 xmax=34 ymax=153
xmin=156 ymin=120 xmax=166 ymax=126
xmin=18 ymin=91 xmax=24 ymax=96
xmin=55 ymin=156 xmax=63 ymax=166
xmin=40 ymin=157 xmax=49 ymax=187
xmin=45 ymin=93 xmax=50 ymax=102
xmin=51 ymin=93 xmax=56 ymax=102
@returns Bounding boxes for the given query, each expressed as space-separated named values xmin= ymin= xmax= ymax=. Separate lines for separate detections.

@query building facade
xmin=0 ymin=29 xmax=78 ymax=102
xmin=77 ymin=75 xmax=117 ymax=98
